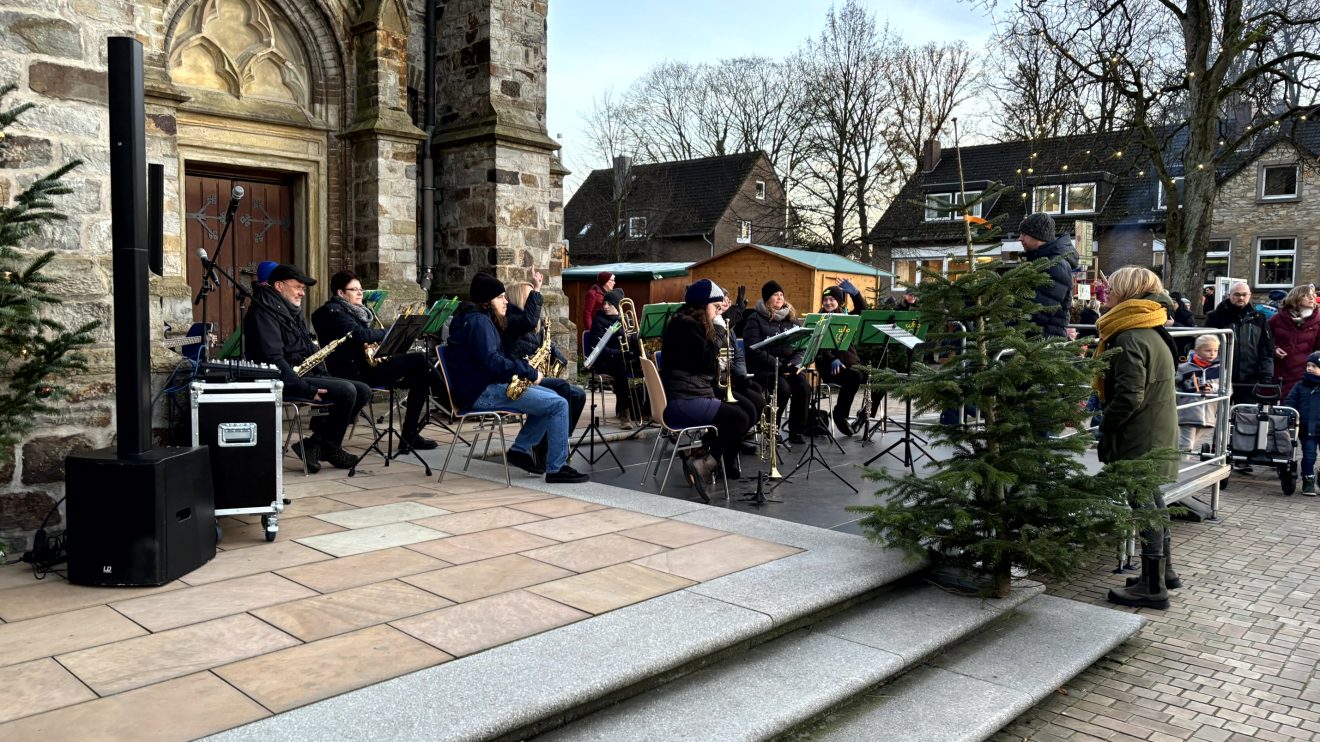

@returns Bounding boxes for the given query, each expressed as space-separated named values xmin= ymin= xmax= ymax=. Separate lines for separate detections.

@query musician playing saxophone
xmin=446 ymin=272 xmax=589 ymax=484
xmin=504 ymin=270 xmax=586 ymax=469
xmin=244 ymin=263 xmax=369 ymax=472
xmin=584 ymin=288 xmax=645 ymax=428
xmin=310 ymin=270 xmax=439 ymax=453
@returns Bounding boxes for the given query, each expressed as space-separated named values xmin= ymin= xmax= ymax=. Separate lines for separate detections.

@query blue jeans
xmin=1303 ymin=435 xmax=1318 ymax=477
xmin=471 ymin=383 xmax=569 ymax=473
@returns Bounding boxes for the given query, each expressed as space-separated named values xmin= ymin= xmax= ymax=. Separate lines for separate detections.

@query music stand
xmin=570 ymin=322 xmax=625 ymax=473
xmin=864 ymin=323 xmax=934 ymax=472
xmin=349 ymin=311 xmax=433 ymax=477
xmin=639 ymin=302 xmax=681 ymax=342
xmin=771 ymin=316 xmax=858 ymax=493
xmin=854 ymin=309 xmax=920 ymax=441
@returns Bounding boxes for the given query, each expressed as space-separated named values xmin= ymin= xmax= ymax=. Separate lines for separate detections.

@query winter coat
xmin=582 ymin=284 xmax=606 ymax=332
xmin=1175 ymin=353 xmax=1221 ymax=428
xmin=1284 ymin=375 xmax=1320 ymax=439
xmin=585 ymin=308 xmax=625 ymax=367
xmin=310 ymin=299 xmax=386 ymax=381
xmin=243 ymin=283 xmax=322 ymax=399
xmin=1205 ymin=300 xmax=1275 ymax=386
xmin=444 ymin=304 xmax=536 ymax=409
xmin=1098 ymin=325 xmax=1180 ymax=479
xmin=1267 ymin=309 xmax=1320 ymax=397
xmin=1022 ymin=234 xmax=1079 ymax=337
xmin=503 ymin=291 xmax=568 ymax=370
xmin=660 ymin=312 xmax=718 ymax=400
xmin=816 ymin=286 xmax=866 ymax=370
xmin=742 ymin=302 xmax=805 ymax=375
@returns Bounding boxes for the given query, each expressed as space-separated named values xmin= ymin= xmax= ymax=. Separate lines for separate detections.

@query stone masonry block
xmin=28 ymin=61 xmax=106 ymax=105
xmin=22 ymin=433 xmax=94 ymax=484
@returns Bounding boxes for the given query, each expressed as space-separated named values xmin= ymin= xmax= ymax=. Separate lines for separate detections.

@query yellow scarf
xmin=1092 ymin=298 xmax=1168 ymax=401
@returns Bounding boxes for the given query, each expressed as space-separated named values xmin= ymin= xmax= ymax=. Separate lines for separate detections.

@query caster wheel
xmin=261 ymin=514 xmax=277 ymax=542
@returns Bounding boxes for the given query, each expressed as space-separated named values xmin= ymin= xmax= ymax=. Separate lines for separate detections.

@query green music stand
xmin=422 ymin=297 xmax=460 ymax=335
xmin=639 ymin=302 xmax=681 ymax=341
xmin=362 ymin=289 xmax=389 ymax=316
xmin=857 ymin=310 xmax=922 ymax=346
xmin=771 ymin=318 xmax=858 ymax=494
xmin=214 ymin=328 xmax=243 ymax=360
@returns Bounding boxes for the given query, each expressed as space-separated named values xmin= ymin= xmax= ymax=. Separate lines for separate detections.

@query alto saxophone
xmin=508 ymin=318 xmax=554 ymax=400
xmin=295 ymin=332 xmax=352 ymax=376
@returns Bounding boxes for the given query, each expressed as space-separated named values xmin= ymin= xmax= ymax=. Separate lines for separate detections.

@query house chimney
xmin=921 ymin=139 xmax=942 ymax=173
xmin=612 ymin=156 xmax=632 ymax=200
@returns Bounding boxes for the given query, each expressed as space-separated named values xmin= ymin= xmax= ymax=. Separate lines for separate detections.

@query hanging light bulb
xmin=1062 ymin=164 xmax=1069 ymax=171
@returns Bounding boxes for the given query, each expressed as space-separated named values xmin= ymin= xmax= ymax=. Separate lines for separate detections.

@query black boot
xmin=1126 ymin=534 xmax=1181 ymax=589
xmin=1108 ymin=555 xmax=1169 ymax=609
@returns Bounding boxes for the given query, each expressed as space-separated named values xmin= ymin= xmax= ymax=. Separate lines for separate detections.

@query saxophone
xmin=295 ymin=333 xmax=352 ymax=377
xmin=508 ymin=319 xmax=554 ymax=400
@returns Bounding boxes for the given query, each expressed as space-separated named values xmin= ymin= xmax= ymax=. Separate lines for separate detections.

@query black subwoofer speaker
xmin=65 ymin=447 xmax=217 ymax=586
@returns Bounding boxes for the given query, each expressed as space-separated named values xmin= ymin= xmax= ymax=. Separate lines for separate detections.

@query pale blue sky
xmin=546 ymin=0 xmax=996 ymax=185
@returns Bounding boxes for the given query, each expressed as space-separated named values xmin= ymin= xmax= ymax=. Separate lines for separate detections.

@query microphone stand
xmin=192 ymin=190 xmax=242 ymax=361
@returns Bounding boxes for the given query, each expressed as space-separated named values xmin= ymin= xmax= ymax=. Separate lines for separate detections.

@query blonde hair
xmin=505 ymin=282 xmax=533 ymax=310
xmin=1106 ymin=266 xmax=1165 ymax=305
xmin=1194 ymin=334 xmax=1220 ymax=351
xmin=1281 ymin=284 xmax=1316 ymax=313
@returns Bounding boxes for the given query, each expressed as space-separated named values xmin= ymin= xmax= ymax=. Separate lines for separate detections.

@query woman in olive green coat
xmin=1095 ymin=266 xmax=1179 ymax=610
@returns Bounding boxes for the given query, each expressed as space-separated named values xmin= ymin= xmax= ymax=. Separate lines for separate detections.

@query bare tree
xmin=1003 ymin=0 xmax=1320 ymax=298
xmin=882 ymin=41 xmax=977 ymax=186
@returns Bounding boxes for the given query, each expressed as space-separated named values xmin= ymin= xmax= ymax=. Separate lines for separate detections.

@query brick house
xmin=868 ymin=120 xmax=1320 ymax=300
xmin=564 ymin=152 xmax=787 ymax=264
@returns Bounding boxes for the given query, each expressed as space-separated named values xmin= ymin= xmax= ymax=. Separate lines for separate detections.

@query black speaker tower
xmin=64 ymin=37 xmax=216 ymax=586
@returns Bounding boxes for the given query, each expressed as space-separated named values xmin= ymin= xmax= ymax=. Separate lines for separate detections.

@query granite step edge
xmin=534 ymin=581 xmax=1047 ymax=741
xmin=796 ymin=594 xmax=1147 ymax=742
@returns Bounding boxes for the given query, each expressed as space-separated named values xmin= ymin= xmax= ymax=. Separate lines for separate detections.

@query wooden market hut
xmin=686 ymin=244 xmax=893 ymax=311
xmin=562 ymin=261 xmax=694 ymax=346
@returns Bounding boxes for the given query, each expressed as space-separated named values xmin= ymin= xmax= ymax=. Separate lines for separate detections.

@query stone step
xmin=536 ymin=580 xmax=1047 ymax=741
xmin=793 ymin=594 xmax=1146 ymax=741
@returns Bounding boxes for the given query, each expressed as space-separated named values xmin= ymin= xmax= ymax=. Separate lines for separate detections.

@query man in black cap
xmin=1017 ymin=212 xmax=1079 ymax=337
xmin=445 ymin=272 xmax=589 ymax=484
xmin=245 ymin=263 xmax=371 ymax=473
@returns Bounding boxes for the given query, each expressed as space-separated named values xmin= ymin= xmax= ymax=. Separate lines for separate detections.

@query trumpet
xmin=719 ymin=326 xmax=736 ymax=403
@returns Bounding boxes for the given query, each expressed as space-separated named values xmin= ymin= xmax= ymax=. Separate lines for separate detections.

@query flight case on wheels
xmin=190 ymin=380 xmax=285 ymax=541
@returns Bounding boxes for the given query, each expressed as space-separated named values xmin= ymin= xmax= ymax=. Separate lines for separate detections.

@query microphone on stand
xmin=197 ymin=247 xmax=212 ymax=270
xmin=224 ymin=185 xmax=245 ymax=222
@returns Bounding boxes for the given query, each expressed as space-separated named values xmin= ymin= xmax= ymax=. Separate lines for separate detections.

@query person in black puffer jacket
xmin=310 ymin=270 xmax=440 ymax=454
xmin=244 ymin=264 xmax=371 ymax=473
xmin=1017 ymin=213 xmax=1079 ymax=338
xmin=742 ymin=280 xmax=810 ymax=442
xmin=660 ymin=279 xmax=752 ymax=502
xmin=1205 ymin=280 xmax=1276 ymax=404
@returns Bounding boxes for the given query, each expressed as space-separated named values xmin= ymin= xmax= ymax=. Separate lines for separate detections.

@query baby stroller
xmin=1228 ymin=380 xmax=1301 ymax=494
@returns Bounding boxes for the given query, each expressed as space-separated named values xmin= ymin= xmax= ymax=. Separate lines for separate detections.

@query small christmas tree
xmin=852 ymin=182 xmax=1172 ymax=598
xmin=0 ymin=83 xmax=97 ymax=461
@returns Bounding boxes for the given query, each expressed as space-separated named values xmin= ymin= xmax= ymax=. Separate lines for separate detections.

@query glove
xmin=839 ymin=279 xmax=859 ymax=296
xmin=831 ymin=359 xmax=844 ymax=375
xmin=736 ymin=285 xmax=747 ymax=308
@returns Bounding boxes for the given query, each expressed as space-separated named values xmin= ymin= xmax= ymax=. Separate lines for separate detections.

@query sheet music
xmin=750 ymin=325 xmax=812 ymax=350
xmin=584 ymin=322 xmax=620 ymax=369
xmin=873 ymin=324 xmax=923 ymax=350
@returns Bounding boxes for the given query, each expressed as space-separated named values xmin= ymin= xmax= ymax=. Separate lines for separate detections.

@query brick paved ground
xmin=994 ymin=476 xmax=1320 ymax=742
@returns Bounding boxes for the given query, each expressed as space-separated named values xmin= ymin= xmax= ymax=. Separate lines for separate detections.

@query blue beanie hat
xmin=257 ymin=260 xmax=279 ymax=283
xmin=684 ymin=279 xmax=724 ymax=307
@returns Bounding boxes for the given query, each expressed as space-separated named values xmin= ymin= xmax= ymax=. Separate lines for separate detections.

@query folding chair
xmin=282 ymin=399 xmax=333 ymax=475
xmin=638 ymin=357 xmax=730 ymax=499
xmin=434 ymin=346 xmax=521 ymax=485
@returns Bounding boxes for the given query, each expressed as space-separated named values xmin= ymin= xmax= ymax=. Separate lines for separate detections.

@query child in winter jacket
xmin=1283 ymin=350 xmax=1320 ymax=496
xmin=1177 ymin=335 xmax=1222 ymax=456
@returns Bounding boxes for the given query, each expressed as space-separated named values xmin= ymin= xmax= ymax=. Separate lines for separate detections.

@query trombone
xmin=616 ymin=297 xmax=647 ymax=420
xmin=618 ymin=297 xmax=647 ymax=362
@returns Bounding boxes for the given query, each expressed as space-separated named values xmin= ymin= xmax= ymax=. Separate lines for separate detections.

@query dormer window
xmin=1065 ymin=183 xmax=1096 ymax=213
xmin=755 ymin=180 xmax=767 ymax=200
xmin=923 ymin=191 xmax=982 ymax=221
xmin=627 ymin=216 xmax=647 ymax=239
xmin=1032 ymin=185 xmax=1062 ymax=214
xmin=1260 ymin=164 xmax=1299 ymax=200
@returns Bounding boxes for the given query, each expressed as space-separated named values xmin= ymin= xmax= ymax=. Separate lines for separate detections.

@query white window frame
xmin=1204 ymin=239 xmax=1231 ymax=282
xmin=1032 ymin=185 xmax=1062 ymax=214
xmin=737 ymin=220 xmax=752 ymax=243
xmin=1255 ymin=236 xmax=1296 ymax=288
xmin=627 ymin=216 xmax=647 ymax=239
xmin=1259 ymin=164 xmax=1300 ymax=200
xmin=1064 ymin=183 xmax=1097 ymax=214
xmin=577 ymin=223 xmax=592 ymax=237
xmin=755 ymin=180 xmax=767 ymax=200
xmin=923 ymin=190 xmax=983 ymax=222
xmin=1156 ymin=177 xmax=1184 ymax=210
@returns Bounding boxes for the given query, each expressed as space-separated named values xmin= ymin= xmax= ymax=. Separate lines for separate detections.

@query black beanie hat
xmin=685 ymin=279 xmax=724 ymax=307
xmin=470 ymin=272 xmax=505 ymax=304
xmin=762 ymin=280 xmax=784 ymax=302
xmin=604 ymin=288 xmax=624 ymax=308
xmin=1018 ymin=212 xmax=1056 ymax=243
xmin=821 ymin=286 xmax=846 ymax=306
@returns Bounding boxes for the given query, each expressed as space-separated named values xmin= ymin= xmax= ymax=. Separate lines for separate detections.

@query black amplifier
xmin=190 ymin=381 xmax=284 ymax=521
